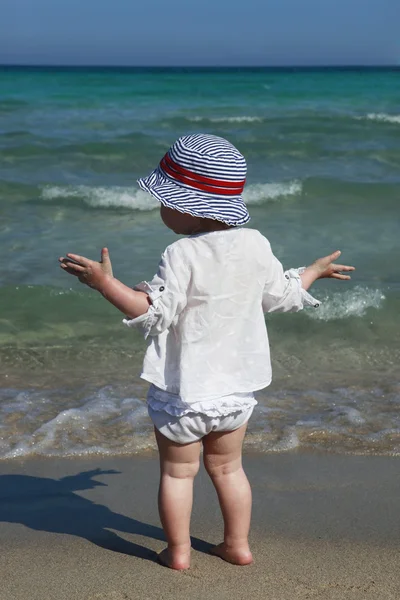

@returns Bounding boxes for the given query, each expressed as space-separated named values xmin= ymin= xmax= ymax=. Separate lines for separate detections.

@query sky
xmin=1 ymin=0 xmax=399 ymax=66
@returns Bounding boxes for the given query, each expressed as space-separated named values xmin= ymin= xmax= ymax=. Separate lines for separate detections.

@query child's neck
xmin=191 ymin=219 xmax=234 ymax=235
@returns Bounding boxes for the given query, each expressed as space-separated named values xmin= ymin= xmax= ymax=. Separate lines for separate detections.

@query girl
xmin=60 ymin=133 xmax=354 ymax=570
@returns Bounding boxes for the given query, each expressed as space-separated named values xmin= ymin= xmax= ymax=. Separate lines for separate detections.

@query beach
xmin=1 ymin=452 xmax=399 ymax=600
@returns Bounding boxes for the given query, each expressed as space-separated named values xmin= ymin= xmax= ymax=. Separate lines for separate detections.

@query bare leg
xmin=202 ymin=423 xmax=253 ymax=565
xmin=154 ymin=427 xmax=201 ymax=570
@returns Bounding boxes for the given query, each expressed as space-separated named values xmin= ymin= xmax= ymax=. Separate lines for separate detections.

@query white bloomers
xmin=148 ymin=403 xmax=255 ymax=444
xmin=147 ymin=384 xmax=257 ymax=443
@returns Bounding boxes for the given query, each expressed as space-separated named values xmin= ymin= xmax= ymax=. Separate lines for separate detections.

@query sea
xmin=0 ymin=66 xmax=399 ymax=459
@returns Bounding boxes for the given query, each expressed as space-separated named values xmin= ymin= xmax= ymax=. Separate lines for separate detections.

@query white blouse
xmin=123 ymin=228 xmax=320 ymax=416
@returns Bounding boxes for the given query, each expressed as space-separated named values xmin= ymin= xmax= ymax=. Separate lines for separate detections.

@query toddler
xmin=60 ymin=134 xmax=354 ymax=570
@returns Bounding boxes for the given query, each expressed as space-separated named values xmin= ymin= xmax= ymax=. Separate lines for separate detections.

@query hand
xmin=59 ymin=247 xmax=113 ymax=290
xmin=310 ymin=250 xmax=355 ymax=280
xmin=300 ymin=250 xmax=355 ymax=291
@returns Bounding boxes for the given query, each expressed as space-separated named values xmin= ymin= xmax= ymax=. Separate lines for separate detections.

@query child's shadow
xmin=0 ymin=469 xmax=213 ymax=563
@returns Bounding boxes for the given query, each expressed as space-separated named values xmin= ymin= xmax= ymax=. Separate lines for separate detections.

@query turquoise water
xmin=0 ymin=67 xmax=399 ymax=458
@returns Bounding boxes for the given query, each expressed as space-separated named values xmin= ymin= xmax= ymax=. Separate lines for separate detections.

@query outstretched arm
xmin=59 ymin=248 xmax=150 ymax=319
xmin=300 ymin=250 xmax=355 ymax=290
xmin=261 ymin=242 xmax=355 ymax=314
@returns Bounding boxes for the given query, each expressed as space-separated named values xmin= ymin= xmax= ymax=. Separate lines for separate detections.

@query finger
xmin=100 ymin=246 xmax=113 ymax=276
xmin=317 ymin=250 xmax=342 ymax=266
xmin=331 ymin=273 xmax=351 ymax=280
xmin=60 ymin=264 xmax=81 ymax=276
xmin=60 ymin=263 xmax=84 ymax=275
xmin=60 ymin=261 xmax=86 ymax=272
xmin=67 ymin=253 xmax=89 ymax=266
xmin=101 ymin=247 xmax=110 ymax=261
xmin=59 ymin=256 xmax=81 ymax=264
xmin=329 ymin=250 xmax=341 ymax=261
xmin=332 ymin=264 xmax=356 ymax=272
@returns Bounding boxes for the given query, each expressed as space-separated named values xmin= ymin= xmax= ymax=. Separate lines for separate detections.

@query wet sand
xmin=0 ymin=453 xmax=399 ymax=600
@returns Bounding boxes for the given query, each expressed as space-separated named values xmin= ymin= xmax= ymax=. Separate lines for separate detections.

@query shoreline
xmin=2 ymin=373 xmax=400 ymax=458
xmin=0 ymin=453 xmax=399 ymax=600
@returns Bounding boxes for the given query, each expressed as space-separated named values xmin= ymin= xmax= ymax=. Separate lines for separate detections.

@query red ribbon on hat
xmin=160 ymin=153 xmax=245 ymax=196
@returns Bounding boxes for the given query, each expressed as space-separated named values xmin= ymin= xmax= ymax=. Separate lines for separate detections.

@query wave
xmin=0 ymin=387 xmax=155 ymax=459
xmin=40 ymin=180 xmax=302 ymax=210
xmin=41 ymin=185 xmax=158 ymax=210
xmin=243 ymin=181 xmax=302 ymax=203
xmin=188 ymin=115 xmax=264 ymax=123
xmin=360 ymin=113 xmax=400 ymax=125
xmin=1 ymin=382 xmax=399 ymax=459
xmin=307 ymin=286 xmax=385 ymax=321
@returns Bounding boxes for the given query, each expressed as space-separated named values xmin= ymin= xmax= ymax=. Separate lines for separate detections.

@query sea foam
xmin=0 ymin=387 xmax=154 ymax=460
xmin=243 ymin=181 xmax=302 ymax=204
xmin=1 ymin=383 xmax=399 ymax=459
xmin=188 ymin=115 xmax=263 ymax=123
xmin=42 ymin=185 xmax=158 ymax=210
xmin=41 ymin=180 xmax=302 ymax=210
xmin=307 ymin=286 xmax=385 ymax=321
xmin=362 ymin=113 xmax=400 ymax=125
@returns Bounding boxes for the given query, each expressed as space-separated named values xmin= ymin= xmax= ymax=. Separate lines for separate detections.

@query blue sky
xmin=1 ymin=0 xmax=398 ymax=66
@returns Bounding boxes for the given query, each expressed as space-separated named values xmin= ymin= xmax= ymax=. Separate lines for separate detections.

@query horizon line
xmin=0 ymin=63 xmax=398 ymax=69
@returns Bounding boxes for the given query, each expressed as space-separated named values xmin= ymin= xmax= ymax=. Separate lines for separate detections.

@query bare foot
xmin=210 ymin=543 xmax=253 ymax=566
xmin=157 ymin=547 xmax=191 ymax=570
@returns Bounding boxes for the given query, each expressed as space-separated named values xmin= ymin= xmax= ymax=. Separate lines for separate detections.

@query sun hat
xmin=137 ymin=133 xmax=250 ymax=226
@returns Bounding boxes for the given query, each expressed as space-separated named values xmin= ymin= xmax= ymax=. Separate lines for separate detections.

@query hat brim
xmin=137 ymin=166 xmax=250 ymax=226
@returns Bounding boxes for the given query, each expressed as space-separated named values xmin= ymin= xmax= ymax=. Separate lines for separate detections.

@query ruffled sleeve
xmin=123 ymin=244 xmax=189 ymax=339
xmin=261 ymin=239 xmax=320 ymax=313
xmin=283 ymin=267 xmax=321 ymax=308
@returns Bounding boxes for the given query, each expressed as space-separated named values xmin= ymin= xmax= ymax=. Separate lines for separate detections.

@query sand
xmin=0 ymin=453 xmax=399 ymax=600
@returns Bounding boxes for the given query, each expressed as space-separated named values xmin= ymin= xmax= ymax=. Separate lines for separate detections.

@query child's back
xmin=127 ymin=226 xmax=317 ymax=403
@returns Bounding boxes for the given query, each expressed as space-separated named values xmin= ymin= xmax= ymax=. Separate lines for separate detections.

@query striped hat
xmin=137 ymin=133 xmax=250 ymax=226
